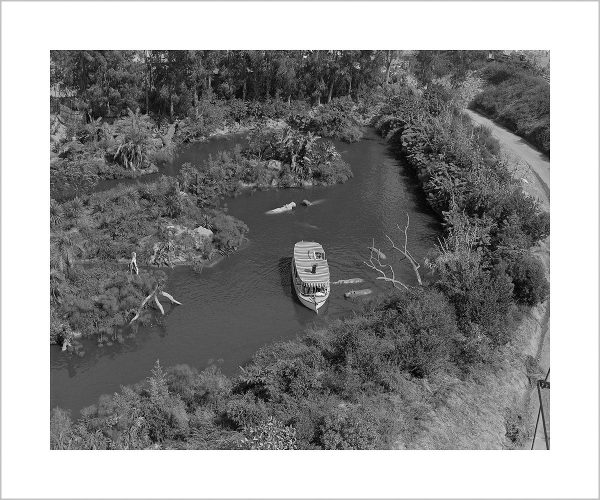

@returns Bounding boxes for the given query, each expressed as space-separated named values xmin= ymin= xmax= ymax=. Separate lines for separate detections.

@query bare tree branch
xmin=385 ymin=214 xmax=422 ymax=285
xmin=154 ymin=294 xmax=165 ymax=315
xmin=365 ymin=213 xmax=423 ymax=289
xmin=364 ymin=245 xmax=409 ymax=291
xmin=129 ymin=283 xmax=181 ymax=324
xmin=160 ymin=291 xmax=182 ymax=305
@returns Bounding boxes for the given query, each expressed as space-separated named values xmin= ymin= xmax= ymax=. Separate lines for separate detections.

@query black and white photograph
xmin=47 ymin=48 xmax=553 ymax=451
xmin=1 ymin=1 xmax=599 ymax=499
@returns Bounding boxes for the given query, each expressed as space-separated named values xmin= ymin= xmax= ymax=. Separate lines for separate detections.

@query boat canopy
xmin=293 ymin=241 xmax=330 ymax=284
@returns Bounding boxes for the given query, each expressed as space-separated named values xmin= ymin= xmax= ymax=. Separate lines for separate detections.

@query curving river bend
xmin=50 ymin=128 xmax=441 ymax=415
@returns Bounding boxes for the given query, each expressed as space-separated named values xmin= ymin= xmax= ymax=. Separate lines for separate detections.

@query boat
xmin=291 ymin=241 xmax=330 ymax=313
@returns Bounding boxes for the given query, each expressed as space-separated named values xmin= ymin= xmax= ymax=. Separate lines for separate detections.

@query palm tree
xmin=50 ymin=268 xmax=66 ymax=303
xmin=50 ymin=199 xmax=64 ymax=228
xmin=50 ymin=231 xmax=85 ymax=275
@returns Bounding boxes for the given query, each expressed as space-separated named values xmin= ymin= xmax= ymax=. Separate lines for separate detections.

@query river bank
xmin=370 ymin=88 xmax=550 ymax=448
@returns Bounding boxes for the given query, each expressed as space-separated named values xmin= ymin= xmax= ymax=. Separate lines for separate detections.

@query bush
xmin=240 ymin=417 xmax=298 ymax=450
xmin=381 ymin=289 xmax=462 ymax=378
xmin=317 ymin=406 xmax=379 ymax=450
xmin=210 ymin=212 xmax=248 ymax=252
xmin=289 ymin=96 xmax=364 ymax=143
xmin=244 ymin=127 xmax=352 ymax=184
xmin=50 ymin=408 xmax=74 ymax=449
xmin=504 ymin=252 xmax=549 ymax=306
xmin=178 ymin=98 xmax=227 ymax=141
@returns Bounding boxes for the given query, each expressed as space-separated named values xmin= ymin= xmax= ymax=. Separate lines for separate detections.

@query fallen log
xmin=344 ymin=288 xmax=372 ymax=298
xmin=332 ymin=278 xmax=364 ymax=285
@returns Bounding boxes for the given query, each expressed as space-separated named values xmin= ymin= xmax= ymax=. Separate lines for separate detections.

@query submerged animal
xmin=266 ymin=202 xmax=296 ymax=214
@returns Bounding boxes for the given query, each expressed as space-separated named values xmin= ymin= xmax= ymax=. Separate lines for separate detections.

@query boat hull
xmin=292 ymin=258 xmax=330 ymax=313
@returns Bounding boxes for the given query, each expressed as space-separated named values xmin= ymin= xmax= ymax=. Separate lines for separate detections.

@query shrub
xmin=317 ymin=405 xmax=379 ymax=450
xmin=240 ymin=416 xmax=298 ymax=450
xmin=244 ymin=127 xmax=352 ymax=184
xmin=289 ymin=96 xmax=364 ymax=143
xmin=382 ymin=288 xmax=462 ymax=378
xmin=210 ymin=213 xmax=248 ymax=252
xmin=435 ymin=250 xmax=515 ymax=349
xmin=178 ymin=98 xmax=227 ymax=141
xmin=504 ymin=252 xmax=549 ymax=306
xmin=50 ymin=408 xmax=74 ymax=449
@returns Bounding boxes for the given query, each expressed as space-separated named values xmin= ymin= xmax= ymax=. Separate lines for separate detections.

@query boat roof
xmin=293 ymin=241 xmax=330 ymax=283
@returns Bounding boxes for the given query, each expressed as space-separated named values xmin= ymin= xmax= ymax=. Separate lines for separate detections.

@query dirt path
xmin=464 ymin=109 xmax=550 ymax=209
xmin=465 ymin=108 xmax=550 ymax=449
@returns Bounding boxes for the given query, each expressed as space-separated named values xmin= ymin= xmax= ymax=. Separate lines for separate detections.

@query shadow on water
xmin=278 ymin=256 xmax=294 ymax=299
xmin=386 ymin=143 xmax=443 ymax=237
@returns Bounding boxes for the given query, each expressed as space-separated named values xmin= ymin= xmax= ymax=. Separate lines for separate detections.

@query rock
xmin=302 ymin=199 xmax=312 ymax=206
xmin=193 ymin=226 xmax=214 ymax=239
xmin=267 ymin=160 xmax=282 ymax=171
xmin=301 ymin=180 xmax=313 ymax=188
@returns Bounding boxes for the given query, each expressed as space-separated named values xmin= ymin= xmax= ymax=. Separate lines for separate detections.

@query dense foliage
xmin=470 ymin=61 xmax=550 ymax=154
xmin=51 ymin=50 xmax=390 ymax=120
xmin=372 ymin=85 xmax=549 ymax=364
xmin=51 ymin=109 xmax=174 ymax=199
xmin=288 ymin=96 xmax=364 ymax=142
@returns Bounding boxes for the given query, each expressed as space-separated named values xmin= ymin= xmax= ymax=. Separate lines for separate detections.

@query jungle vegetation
xmin=51 ymin=51 xmax=549 ymax=449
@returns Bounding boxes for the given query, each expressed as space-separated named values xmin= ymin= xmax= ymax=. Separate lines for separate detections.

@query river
xmin=50 ymin=128 xmax=441 ymax=415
